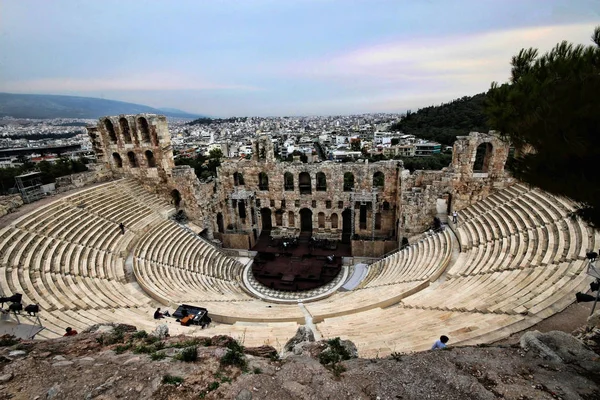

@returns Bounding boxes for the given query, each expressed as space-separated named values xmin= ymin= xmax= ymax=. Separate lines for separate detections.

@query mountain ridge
xmin=0 ymin=92 xmax=204 ymax=119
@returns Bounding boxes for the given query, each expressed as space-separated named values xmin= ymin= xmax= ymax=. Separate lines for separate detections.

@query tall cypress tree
xmin=486 ymin=26 xmax=600 ymax=228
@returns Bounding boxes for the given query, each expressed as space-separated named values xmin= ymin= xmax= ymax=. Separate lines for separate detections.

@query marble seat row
xmin=315 ymin=306 xmax=525 ymax=357
xmin=402 ymin=260 xmax=587 ymax=315
xmin=360 ymin=229 xmax=452 ymax=288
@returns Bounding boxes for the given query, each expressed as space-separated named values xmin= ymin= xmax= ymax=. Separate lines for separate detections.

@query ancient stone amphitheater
xmin=1 ymin=175 xmax=597 ymax=357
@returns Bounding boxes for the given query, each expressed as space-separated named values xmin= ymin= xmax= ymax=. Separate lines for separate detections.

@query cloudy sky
xmin=0 ymin=0 xmax=598 ymax=116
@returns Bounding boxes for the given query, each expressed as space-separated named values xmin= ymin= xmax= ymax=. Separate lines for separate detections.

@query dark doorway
xmin=300 ymin=208 xmax=312 ymax=233
xmin=260 ymin=208 xmax=272 ymax=232
xmin=446 ymin=193 xmax=452 ymax=214
xmin=342 ymin=208 xmax=352 ymax=243
xmin=171 ymin=189 xmax=181 ymax=207
xmin=216 ymin=212 xmax=224 ymax=233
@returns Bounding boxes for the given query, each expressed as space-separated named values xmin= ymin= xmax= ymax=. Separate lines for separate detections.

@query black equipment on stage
xmin=24 ymin=304 xmax=40 ymax=316
xmin=576 ymin=292 xmax=597 ymax=303
xmin=173 ymin=304 xmax=212 ymax=328
xmin=9 ymin=302 xmax=23 ymax=313
xmin=0 ymin=293 xmax=22 ymax=308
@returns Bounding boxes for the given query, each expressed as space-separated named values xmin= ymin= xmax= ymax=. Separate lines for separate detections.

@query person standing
xmin=119 ymin=222 xmax=125 ymax=235
xmin=452 ymin=211 xmax=458 ymax=224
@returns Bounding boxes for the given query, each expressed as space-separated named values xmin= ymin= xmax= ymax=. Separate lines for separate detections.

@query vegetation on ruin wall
xmin=486 ymin=26 xmax=600 ymax=228
xmin=174 ymin=148 xmax=223 ymax=180
xmin=389 ymin=93 xmax=489 ymax=146
xmin=0 ymin=156 xmax=89 ymax=194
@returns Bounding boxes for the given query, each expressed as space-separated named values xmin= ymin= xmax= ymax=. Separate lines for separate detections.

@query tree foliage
xmin=486 ymin=26 xmax=600 ymax=228
xmin=390 ymin=93 xmax=489 ymax=145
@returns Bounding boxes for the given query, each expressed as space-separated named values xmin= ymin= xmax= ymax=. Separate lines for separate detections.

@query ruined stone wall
xmin=0 ymin=194 xmax=24 ymax=218
xmin=397 ymin=132 xmax=513 ymax=235
xmin=88 ymin=120 xmax=514 ymax=254
xmin=351 ymin=240 xmax=398 ymax=258
xmin=55 ymin=164 xmax=113 ymax=193
xmin=90 ymin=114 xmax=215 ymax=231
xmin=215 ymin=153 xmax=400 ymax=243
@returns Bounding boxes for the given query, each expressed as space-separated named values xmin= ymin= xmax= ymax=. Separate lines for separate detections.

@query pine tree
xmin=486 ymin=26 xmax=600 ymax=228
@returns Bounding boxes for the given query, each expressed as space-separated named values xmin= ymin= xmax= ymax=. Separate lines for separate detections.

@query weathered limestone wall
xmin=221 ymin=233 xmax=252 ymax=250
xmin=55 ymin=164 xmax=114 ymax=193
xmin=216 ymin=152 xmax=399 ymax=242
xmin=397 ymin=131 xmax=512 ymax=235
xmin=90 ymin=114 xmax=213 ymax=230
xmin=89 ymin=117 xmax=514 ymax=255
xmin=0 ymin=194 xmax=24 ymax=218
xmin=351 ymin=240 xmax=397 ymax=258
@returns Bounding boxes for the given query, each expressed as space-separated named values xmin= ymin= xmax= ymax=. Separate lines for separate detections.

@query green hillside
xmin=390 ymin=93 xmax=489 ymax=145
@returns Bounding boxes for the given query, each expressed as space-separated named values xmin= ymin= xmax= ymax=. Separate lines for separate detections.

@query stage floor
xmin=251 ymin=233 xmax=351 ymax=291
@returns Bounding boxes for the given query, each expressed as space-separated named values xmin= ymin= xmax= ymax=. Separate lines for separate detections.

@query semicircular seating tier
xmin=1 ymin=179 xmax=596 ymax=356
xmin=314 ymin=183 xmax=598 ymax=357
xmin=0 ymin=179 xmax=300 ymax=345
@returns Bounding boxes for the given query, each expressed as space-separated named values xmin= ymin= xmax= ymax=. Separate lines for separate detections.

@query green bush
xmin=175 ymin=346 xmax=197 ymax=362
xmin=162 ymin=375 xmax=184 ymax=385
xmin=150 ymin=351 xmax=166 ymax=361
xmin=133 ymin=344 xmax=154 ymax=354
xmin=114 ymin=343 xmax=132 ymax=354
xmin=220 ymin=341 xmax=247 ymax=369
xmin=133 ymin=330 xmax=148 ymax=339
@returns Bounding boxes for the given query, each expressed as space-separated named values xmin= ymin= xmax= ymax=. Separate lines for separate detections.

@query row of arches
xmin=112 ymin=150 xmax=156 ymax=168
xmin=103 ymin=117 xmax=159 ymax=146
xmin=234 ymin=171 xmax=385 ymax=192
xmin=217 ymin=208 xmax=383 ymax=234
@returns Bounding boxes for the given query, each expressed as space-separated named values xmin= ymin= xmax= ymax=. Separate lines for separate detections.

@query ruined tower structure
xmin=89 ymin=114 xmax=513 ymax=257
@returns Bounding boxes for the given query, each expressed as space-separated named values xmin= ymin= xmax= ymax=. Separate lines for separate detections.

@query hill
xmin=0 ymin=322 xmax=598 ymax=399
xmin=390 ymin=92 xmax=489 ymax=145
xmin=0 ymin=93 xmax=204 ymax=119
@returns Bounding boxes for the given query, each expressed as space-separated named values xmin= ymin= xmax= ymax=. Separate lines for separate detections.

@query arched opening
xmin=171 ymin=189 xmax=181 ymax=207
xmin=284 ymin=172 xmax=294 ymax=191
xmin=275 ymin=211 xmax=283 ymax=226
xmin=119 ymin=117 xmax=132 ymax=144
xmin=383 ymin=201 xmax=390 ymax=211
xmin=104 ymin=119 xmax=118 ymax=144
xmin=299 ymin=172 xmax=311 ymax=194
xmin=318 ymin=212 xmax=325 ymax=228
xmin=150 ymin=130 xmax=159 ymax=146
xmin=112 ymin=152 xmax=122 ymax=168
xmin=343 ymin=172 xmax=355 ymax=192
xmin=258 ymin=172 xmax=269 ymax=190
xmin=137 ymin=117 xmax=151 ymax=143
xmin=288 ymin=211 xmax=295 ymax=227
xmin=373 ymin=171 xmax=384 ymax=188
xmin=299 ymin=208 xmax=313 ymax=233
xmin=233 ymin=172 xmax=245 ymax=186
xmin=316 ymin=172 xmax=327 ymax=191
xmin=145 ymin=150 xmax=156 ymax=167
xmin=473 ymin=142 xmax=494 ymax=173
xmin=260 ymin=208 xmax=272 ymax=232
xmin=127 ymin=151 xmax=138 ymax=168
xmin=375 ymin=212 xmax=382 ymax=230
xmin=216 ymin=213 xmax=224 ymax=233
xmin=342 ymin=208 xmax=352 ymax=243
xmin=331 ymin=213 xmax=339 ymax=229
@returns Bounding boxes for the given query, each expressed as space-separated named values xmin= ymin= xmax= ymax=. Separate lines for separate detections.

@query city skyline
xmin=0 ymin=0 xmax=598 ymax=117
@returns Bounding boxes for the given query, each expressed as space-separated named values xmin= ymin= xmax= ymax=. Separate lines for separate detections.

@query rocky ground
xmin=0 ymin=320 xmax=599 ymax=400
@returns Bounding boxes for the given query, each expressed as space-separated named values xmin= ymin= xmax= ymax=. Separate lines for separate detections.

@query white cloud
xmin=0 ymin=72 xmax=262 ymax=93
xmin=284 ymin=22 xmax=597 ymax=86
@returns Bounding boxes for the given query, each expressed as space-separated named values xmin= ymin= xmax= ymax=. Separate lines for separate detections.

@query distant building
xmin=414 ymin=142 xmax=441 ymax=156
